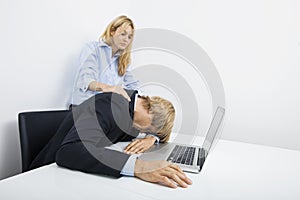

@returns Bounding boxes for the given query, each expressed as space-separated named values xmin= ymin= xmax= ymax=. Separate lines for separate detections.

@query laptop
xmin=139 ymin=106 xmax=225 ymax=173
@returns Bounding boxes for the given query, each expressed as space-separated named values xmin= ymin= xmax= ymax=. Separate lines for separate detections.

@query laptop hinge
xmin=198 ymin=148 xmax=206 ymax=170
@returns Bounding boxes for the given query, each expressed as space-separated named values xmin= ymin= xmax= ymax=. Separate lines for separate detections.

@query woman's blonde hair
xmin=141 ymin=96 xmax=176 ymax=143
xmin=100 ymin=15 xmax=135 ymax=76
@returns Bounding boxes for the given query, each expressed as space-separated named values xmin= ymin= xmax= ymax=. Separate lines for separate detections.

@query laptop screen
xmin=202 ymin=106 xmax=225 ymax=157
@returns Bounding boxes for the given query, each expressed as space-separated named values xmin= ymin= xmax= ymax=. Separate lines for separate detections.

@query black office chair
xmin=18 ymin=110 xmax=70 ymax=172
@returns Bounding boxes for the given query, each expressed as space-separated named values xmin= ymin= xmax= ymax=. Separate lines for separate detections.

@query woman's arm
xmin=88 ymin=81 xmax=109 ymax=92
xmin=75 ymin=43 xmax=99 ymax=93
xmin=123 ymin=65 xmax=139 ymax=90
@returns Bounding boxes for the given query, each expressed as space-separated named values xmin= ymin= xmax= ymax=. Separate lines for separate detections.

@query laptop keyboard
xmin=167 ymin=145 xmax=196 ymax=166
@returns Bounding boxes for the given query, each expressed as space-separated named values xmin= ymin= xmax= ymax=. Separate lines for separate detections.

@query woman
xmin=69 ymin=16 xmax=158 ymax=153
xmin=70 ymin=15 xmax=139 ymax=106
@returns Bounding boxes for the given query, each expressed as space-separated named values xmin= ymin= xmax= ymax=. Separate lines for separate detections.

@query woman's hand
xmin=124 ymin=135 xmax=157 ymax=154
xmin=103 ymin=85 xmax=131 ymax=101
xmin=89 ymin=81 xmax=131 ymax=101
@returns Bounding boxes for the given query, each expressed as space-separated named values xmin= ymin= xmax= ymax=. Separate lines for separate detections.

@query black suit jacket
xmin=30 ymin=90 xmax=139 ymax=177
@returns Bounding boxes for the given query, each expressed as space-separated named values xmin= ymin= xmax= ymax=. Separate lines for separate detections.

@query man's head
xmin=133 ymin=96 xmax=175 ymax=143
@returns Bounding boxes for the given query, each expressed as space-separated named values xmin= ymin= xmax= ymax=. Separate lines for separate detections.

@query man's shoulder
xmin=94 ymin=90 xmax=137 ymax=101
xmin=124 ymin=89 xmax=138 ymax=97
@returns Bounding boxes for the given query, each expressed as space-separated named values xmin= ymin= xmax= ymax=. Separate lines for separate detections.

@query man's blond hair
xmin=141 ymin=96 xmax=175 ymax=143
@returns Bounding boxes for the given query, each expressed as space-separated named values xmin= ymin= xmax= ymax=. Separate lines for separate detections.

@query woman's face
xmin=111 ymin=24 xmax=133 ymax=51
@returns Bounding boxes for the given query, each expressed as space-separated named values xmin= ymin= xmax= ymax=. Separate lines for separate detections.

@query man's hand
xmin=134 ymin=159 xmax=192 ymax=188
xmin=124 ymin=135 xmax=156 ymax=154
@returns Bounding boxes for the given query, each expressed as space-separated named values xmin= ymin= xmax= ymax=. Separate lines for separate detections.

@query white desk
xmin=1 ymin=139 xmax=300 ymax=200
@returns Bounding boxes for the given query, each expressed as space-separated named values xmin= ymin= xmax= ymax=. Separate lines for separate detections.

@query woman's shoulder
xmin=79 ymin=41 xmax=101 ymax=54
xmin=84 ymin=40 xmax=110 ymax=50
xmin=83 ymin=41 xmax=99 ymax=49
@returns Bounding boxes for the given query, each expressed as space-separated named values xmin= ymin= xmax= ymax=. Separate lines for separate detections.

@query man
xmin=31 ymin=90 xmax=192 ymax=188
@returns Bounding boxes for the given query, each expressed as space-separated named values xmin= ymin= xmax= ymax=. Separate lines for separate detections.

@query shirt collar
xmin=134 ymin=93 xmax=138 ymax=111
xmin=98 ymin=38 xmax=109 ymax=47
xmin=98 ymin=38 xmax=121 ymax=57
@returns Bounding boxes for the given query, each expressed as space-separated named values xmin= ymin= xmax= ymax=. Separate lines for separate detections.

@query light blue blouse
xmin=70 ymin=40 xmax=139 ymax=105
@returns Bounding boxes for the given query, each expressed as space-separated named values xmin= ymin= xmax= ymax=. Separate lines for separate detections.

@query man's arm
xmin=56 ymin=141 xmax=130 ymax=178
xmin=120 ymin=154 xmax=139 ymax=176
xmin=56 ymin=95 xmax=134 ymax=178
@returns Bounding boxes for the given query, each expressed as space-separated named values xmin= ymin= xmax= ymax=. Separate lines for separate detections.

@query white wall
xmin=0 ymin=0 xmax=299 ymax=180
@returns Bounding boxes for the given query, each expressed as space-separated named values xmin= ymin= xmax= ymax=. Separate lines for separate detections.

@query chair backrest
xmin=18 ymin=110 xmax=70 ymax=172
